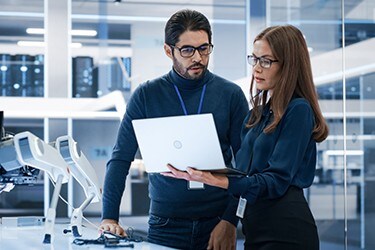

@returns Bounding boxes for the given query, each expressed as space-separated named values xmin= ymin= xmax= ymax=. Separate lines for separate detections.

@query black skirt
xmin=241 ymin=186 xmax=319 ymax=250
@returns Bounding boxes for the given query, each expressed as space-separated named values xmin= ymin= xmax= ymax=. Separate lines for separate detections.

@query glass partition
xmin=0 ymin=0 xmax=45 ymax=216
xmin=343 ymin=0 xmax=375 ymax=248
xmin=246 ymin=0 xmax=374 ymax=248
xmin=0 ymin=0 xmax=374 ymax=248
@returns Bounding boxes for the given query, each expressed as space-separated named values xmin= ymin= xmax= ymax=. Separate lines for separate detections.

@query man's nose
xmin=191 ymin=49 xmax=202 ymax=62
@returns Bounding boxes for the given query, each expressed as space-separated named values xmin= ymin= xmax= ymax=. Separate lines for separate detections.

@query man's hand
xmin=99 ymin=219 xmax=127 ymax=236
xmin=207 ymin=220 xmax=236 ymax=250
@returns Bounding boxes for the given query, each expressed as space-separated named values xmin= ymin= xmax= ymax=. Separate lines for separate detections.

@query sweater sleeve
xmin=228 ymin=101 xmax=315 ymax=204
xmin=221 ymin=195 xmax=240 ymax=226
xmin=101 ymin=85 xmax=146 ymax=221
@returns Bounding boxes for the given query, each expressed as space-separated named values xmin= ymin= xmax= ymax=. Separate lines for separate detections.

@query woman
xmin=163 ymin=25 xmax=329 ymax=250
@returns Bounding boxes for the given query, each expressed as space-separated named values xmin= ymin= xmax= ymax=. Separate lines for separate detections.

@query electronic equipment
xmin=0 ymin=111 xmax=102 ymax=243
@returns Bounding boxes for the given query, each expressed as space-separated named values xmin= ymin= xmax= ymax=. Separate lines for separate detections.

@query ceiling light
xmin=325 ymin=150 xmax=364 ymax=156
xmin=26 ymin=28 xmax=44 ymax=35
xmin=71 ymin=30 xmax=97 ymax=37
xmin=69 ymin=43 xmax=82 ymax=48
xmin=17 ymin=41 xmax=45 ymax=47
xmin=17 ymin=41 xmax=82 ymax=48
xmin=26 ymin=28 xmax=97 ymax=37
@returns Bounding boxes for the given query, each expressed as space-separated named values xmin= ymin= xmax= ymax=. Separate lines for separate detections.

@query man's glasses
xmin=247 ymin=55 xmax=278 ymax=69
xmin=170 ymin=44 xmax=214 ymax=58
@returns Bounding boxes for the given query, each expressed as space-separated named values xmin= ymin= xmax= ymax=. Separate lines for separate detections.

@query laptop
xmin=132 ymin=113 xmax=246 ymax=175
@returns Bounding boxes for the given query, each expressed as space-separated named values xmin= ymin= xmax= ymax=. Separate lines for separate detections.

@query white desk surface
xmin=0 ymin=222 xmax=174 ymax=250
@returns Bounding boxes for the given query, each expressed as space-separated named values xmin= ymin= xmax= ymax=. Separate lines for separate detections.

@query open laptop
xmin=132 ymin=113 xmax=246 ymax=175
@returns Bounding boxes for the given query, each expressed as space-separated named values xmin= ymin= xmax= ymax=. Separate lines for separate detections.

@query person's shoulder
xmin=289 ymin=97 xmax=310 ymax=108
xmin=136 ymin=73 xmax=169 ymax=91
xmin=286 ymin=97 xmax=312 ymax=115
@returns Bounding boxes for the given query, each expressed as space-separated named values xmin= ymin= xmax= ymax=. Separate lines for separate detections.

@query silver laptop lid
xmin=132 ymin=113 xmax=227 ymax=173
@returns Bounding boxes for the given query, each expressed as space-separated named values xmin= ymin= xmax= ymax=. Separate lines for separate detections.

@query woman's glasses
xmin=247 ymin=55 xmax=278 ymax=69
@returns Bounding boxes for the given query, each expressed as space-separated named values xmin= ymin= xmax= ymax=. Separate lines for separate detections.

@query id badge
xmin=236 ymin=197 xmax=247 ymax=218
xmin=188 ymin=181 xmax=204 ymax=190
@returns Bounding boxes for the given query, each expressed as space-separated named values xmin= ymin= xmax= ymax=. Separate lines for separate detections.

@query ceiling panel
xmin=0 ymin=0 xmax=246 ymax=46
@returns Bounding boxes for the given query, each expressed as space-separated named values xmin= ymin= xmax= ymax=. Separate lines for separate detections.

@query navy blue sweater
xmin=228 ymin=98 xmax=317 ymax=204
xmin=102 ymin=69 xmax=249 ymax=225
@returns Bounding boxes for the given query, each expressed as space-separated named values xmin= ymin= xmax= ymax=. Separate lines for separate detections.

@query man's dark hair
xmin=165 ymin=9 xmax=212 ymax=46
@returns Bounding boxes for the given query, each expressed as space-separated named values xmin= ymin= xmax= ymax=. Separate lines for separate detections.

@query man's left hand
xmin=207 ymin=220 xmax=236 ymax=250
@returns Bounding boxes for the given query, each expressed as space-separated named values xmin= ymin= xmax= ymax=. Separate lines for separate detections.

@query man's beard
xmin=172 ymin=57 xmax=208 ymax=80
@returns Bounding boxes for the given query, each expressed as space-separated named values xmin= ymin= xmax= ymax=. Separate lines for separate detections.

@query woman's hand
xmin=161 ymin=164 xmax=229 ymax=189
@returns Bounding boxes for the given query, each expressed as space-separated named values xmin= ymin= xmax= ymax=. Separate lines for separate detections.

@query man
xmin=99 ymin=9 xmax=248 ymax=250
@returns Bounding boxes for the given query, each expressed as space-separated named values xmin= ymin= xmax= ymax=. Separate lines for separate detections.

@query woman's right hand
xmin=99 ymin=219 xmax=127 ymax=236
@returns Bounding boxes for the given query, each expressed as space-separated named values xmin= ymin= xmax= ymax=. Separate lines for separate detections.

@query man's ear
xmin=164 ymin=43 xmax=173 ymax=59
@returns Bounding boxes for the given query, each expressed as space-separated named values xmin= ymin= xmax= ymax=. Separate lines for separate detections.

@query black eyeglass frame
xmin=169 ymin=44 xmax=214 ymax=58
xmin=247 ymin=55 xmax=279 ymax=69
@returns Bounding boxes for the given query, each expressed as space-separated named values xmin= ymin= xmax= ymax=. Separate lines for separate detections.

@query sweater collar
xmin=168 ymin=67 xmax=210 ymax=90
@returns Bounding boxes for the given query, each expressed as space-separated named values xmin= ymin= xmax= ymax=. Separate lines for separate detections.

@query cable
xmin=47 ymin=172 xmax=144 ymax=245
xmin=82 ymin=216 xmax=100 ymax=230
xmin=48 ymin=175 xmax=100 ymax=231
xmin=72 ymin=230 xmax=142 ymax=247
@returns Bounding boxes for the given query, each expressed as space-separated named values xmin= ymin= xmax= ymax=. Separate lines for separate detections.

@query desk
xmin=0 ymin=222 xmax=174 ymax=250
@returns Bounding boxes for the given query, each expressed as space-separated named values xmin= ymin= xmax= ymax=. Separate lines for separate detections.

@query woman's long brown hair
xmin=247 ymin=25 xmax=329 ymax=142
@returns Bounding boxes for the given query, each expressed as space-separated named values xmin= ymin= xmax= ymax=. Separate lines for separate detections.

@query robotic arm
xmin=13 ymin=132 xmax=70 ymax=244
xmin=0 ymin=131 xmax=71 ymax=238
xmin=55 ymin=135 xmax=102 ymax=237
xmin=0 ymin=111 xmax=41 ymax=193
xmin=13 ymin=132 xmax=70 ymax=184
xmin=0 ymin=111 xmax=102 ymax=242
xmin=0 ymin=134 xmax=40 ymax=193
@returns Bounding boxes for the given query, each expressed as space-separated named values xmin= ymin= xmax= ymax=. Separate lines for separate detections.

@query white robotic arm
xmin=1 ymin=110 xmax=102 ymax=241
xmin=55 ymin=135 xmax=102 ymax=237
xmin=13 ymin=132 xmax=70 ymax=244
xmin=14 ymin=132 xmax=70 ymax=183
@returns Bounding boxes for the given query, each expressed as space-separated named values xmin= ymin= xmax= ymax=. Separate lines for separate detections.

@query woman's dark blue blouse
xmin=228 ymin=97 xmax=317 ymax=204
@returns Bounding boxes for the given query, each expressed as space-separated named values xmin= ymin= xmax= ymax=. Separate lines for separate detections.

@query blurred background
xmin=0 ymin=0 xmax=374 ymax=249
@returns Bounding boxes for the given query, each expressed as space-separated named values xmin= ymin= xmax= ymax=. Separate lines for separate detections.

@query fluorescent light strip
xmin=17 ymin=41 xmax=82 ymax=48
xmin=0 ymin=12 xmax=245 ymax=25
xmin=325 ymin=150 xmax=364 ymax=156
xmin=0 ymin=11 xmax=43 ymax=18
xmin=26 ymin=28 xmax=97 ymax=37
xmin=73 ymin=14 xmax=246 ymax=25
xmin=0 ymin=11 xmax=246 ymax=25
xmin=71 ymin=30 xmax=97 ymax=36
xmin=26 ymin=28 xmax=45 ymax=35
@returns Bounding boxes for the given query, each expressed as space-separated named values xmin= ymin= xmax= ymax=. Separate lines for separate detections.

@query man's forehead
xmin=176 ymin=30 xmax=209 ymax=46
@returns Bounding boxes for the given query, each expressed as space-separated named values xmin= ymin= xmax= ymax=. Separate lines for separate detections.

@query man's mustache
xmin=188 ymin=63 xmax=205 ymax=70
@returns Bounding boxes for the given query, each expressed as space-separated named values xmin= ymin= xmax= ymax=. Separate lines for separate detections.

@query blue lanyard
xmin=173 ymin=84 xmax=207 ymax=115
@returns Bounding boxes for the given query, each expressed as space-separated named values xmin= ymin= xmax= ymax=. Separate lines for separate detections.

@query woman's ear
xmin=164 ymin=43 xmax=173 ymax=59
